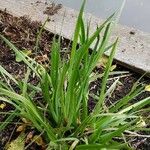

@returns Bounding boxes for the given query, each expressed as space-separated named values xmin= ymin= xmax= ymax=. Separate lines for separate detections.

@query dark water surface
xmin=54 ymin=0 xmax=150 ymax=33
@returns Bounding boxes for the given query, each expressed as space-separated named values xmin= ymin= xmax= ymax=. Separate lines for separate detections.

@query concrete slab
xmin=0 ymin=0 xmax=150 ymax=75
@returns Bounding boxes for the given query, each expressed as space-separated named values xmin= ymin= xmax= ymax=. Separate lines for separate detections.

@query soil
xmin=0 ymin=10 xmax=150 ymax=150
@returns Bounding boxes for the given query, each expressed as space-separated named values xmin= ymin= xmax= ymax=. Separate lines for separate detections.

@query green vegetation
xmin=0 ymin=0 xmax=149 ymax=149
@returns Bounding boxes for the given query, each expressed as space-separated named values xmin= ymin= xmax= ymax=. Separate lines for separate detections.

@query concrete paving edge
xmin=0 ymin=0 xmax=150 ymax=76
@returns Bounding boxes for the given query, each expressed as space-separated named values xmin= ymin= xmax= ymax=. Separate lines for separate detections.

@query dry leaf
xmin=22 ymin=49 xmax=32 ymax=56
xmin=136 ymin=117 xmax=146 ymax=127
xmin=97 ymin=55 xmax=108 ymax=67
xmin=35 ymin=54 xmax=48 ymax=63
xmin=0 ymin=103 xmax=6 ymax=109
xmin=21 ymin=118 xmax=28 ymax=123
xmin=110 ymin=64 xmax=117 ymax=71
xmin=97 ymin=55 xmax=117 ymax=71
xmin=145 ymin=85 xmax=150 ymax=92
xmin=26 ymin=131 xmax=34 ymax=143
xmin=21 ymin=118 xmax=31 ymax=125
xmin=76 ymin=118 xmax=81 ymax=125
xmin=16 ymin=49 xmax=32 ymax=62
xmin=33 ymin=135 xmax=45 ymax=147
xmin=16 ymin=124 xmax=26 ymax=132
xmin=6 ymin=134 xmax=25 ymax=150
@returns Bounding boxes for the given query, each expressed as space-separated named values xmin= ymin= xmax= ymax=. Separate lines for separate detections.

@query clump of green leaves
xmin=0 ymin=0 xmax=149 ymax=149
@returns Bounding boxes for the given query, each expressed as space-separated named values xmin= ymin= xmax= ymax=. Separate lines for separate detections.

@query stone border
xmin=0 ymin=0 xmax=150 ymax=76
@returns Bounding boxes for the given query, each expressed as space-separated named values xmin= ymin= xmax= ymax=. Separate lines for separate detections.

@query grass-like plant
xmin=0 ymin=1 xmax=149 ymax=149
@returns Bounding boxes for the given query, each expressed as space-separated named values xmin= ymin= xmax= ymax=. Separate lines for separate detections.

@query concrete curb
xmin=0 ymin=0 xmax=150 ymax=75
